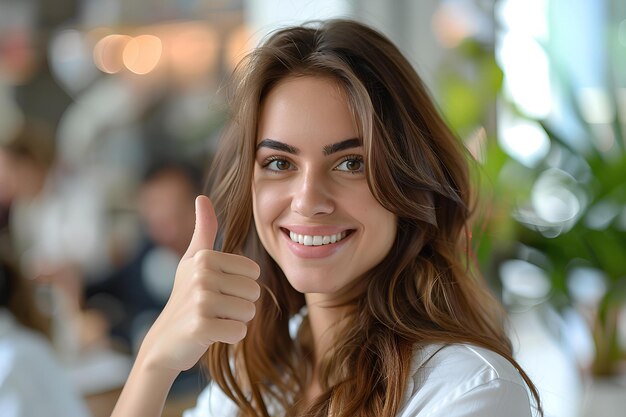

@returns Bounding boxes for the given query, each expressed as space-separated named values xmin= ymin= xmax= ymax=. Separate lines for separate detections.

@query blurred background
xmin=0 ymin=0 xmax=624 ymax=416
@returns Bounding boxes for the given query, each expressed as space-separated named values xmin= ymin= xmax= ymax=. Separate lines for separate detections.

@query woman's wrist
xmin=110 ymin=350 xmax=180 ymax=417
xmin=134 ymin=344 xmax=182 ymax=383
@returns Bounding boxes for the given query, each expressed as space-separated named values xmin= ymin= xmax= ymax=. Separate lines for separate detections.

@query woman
xmin=112 ymin=19 xmax=542 ymax=417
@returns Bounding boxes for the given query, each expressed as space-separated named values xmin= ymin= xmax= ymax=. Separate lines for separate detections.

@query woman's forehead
xmin=256 ymin=76 xmax=360 ymax=148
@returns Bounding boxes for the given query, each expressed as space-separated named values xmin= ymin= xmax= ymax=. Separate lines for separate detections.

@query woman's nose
xmin=290 ymin=170 xmax=334 ymax=217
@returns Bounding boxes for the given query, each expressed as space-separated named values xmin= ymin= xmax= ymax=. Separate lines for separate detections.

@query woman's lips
xmin=287 ymin=230 xmax=348 ymax=246
xmin=280 ymin=227 xmax=354 ymax=259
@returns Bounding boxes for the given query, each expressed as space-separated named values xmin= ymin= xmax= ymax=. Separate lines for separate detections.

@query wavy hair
xmin=205 ymin=19 xmax=541 ymax=417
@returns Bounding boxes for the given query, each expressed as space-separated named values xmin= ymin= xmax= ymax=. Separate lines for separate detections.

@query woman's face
xmin=252 ymin=76 xmax=397 ymax=297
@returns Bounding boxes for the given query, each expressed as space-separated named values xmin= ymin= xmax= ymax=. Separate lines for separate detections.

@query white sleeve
xmin=408 ymin=378 xmax=533 ymax=417
xmin=182 ymin=382 xmax=238 ymax=417
xmin=398 ymin=344 xmax=536 ymax=417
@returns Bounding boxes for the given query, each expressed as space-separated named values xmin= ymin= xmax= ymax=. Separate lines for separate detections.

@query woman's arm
xmin=110 ymin=354 xmax=179 ymax=417
xmin=111 ymin=196 xmax=261 ymax=417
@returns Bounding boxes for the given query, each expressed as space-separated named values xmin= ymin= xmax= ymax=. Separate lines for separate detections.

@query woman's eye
xmin=264 ymin=158 xmax=293 ymax=171
xmin=335 ymin=157 xmax=364 ymax=173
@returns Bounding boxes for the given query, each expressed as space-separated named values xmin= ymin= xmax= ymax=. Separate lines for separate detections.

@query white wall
xmin=243 ymin=0 xmax=443 ymax=92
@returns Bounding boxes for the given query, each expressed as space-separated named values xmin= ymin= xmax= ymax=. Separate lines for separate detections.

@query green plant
xmin=437 ymin=33 xmax=626 ymax=375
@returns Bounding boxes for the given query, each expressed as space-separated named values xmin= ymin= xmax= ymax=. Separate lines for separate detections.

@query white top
xmin=0 ymin=309 xmax=91 ymax=417
xmin=183 ymin=343 xmax=534 ymax=417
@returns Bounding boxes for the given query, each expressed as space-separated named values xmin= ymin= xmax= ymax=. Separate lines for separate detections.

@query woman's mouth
xmin=282 ymin=228 xmax=354 ymax=246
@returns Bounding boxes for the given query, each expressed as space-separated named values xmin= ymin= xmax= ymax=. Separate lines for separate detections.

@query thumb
xmin=184 ymin=195 xmax=218 ymax=259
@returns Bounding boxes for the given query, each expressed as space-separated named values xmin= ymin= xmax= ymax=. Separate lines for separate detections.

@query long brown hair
xmin=205 ymin=19 xmax=541 ymax=417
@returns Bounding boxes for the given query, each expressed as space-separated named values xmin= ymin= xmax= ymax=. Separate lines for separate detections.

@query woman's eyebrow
xmin=256 ymin=139 xmax=299 ymax=154
xmin=323 ymin=138 xmax=363 ymax=155
xmin=256 ymin=137 xmax=362 ymax=156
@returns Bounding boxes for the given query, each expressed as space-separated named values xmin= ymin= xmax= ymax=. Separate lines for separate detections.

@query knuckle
xmin=193 ymin=290 xmax=207 ymax=304
xmin=188 ymin=315 xmax=205 ymax=336
xmin=195 ymin=291 xmax=217 ymax=316
xmin=192 ymin=269 xmax=218 ymax=291
xmin=193 ymin=250 xmax=207 ymax=267
xmin=193 ymin=250 xmax=215 ymax=269
xmin=191 ymin=270 xmax=205 ymax=286
xmin=190 ymin=276 xmax=205 ymax=294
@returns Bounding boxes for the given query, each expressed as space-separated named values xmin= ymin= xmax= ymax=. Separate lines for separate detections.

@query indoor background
xmin=0 ymin=1 xmax=624 ymax=416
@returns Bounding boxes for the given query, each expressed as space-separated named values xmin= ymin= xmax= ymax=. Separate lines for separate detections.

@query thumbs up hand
xmin=138 ymin=195 xmax=261 ymax=373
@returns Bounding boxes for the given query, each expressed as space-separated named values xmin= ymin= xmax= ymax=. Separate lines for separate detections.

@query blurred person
xmin=0 ymin=121 xmax=53 ymax=214
xmin=137 ymin=161 xmax=203 ymax=261
xmin=84 ymin=161 xmax=202 ymax=353
xmin=83 ymin=160 xmax=204 ymax=404
xmin=0 ymin=119 xmax=110 ymax=360
xmin=0 ymin=244 xmax=91 ymax=417
xmin=0 ymin=134 xmax=19 ymax=246
xmin=0 ymin=121 xmax=70 ymax=298
xmin=0 ymin=119 xmax=103 ymax=279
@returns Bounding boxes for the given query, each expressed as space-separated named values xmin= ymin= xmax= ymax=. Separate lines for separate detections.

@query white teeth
xmin=288 ymin=230 xmax=348 ymax=246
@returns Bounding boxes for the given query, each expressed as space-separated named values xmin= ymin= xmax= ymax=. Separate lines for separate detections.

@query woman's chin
xmin=284 ymin=275 xmax=343 ymax=295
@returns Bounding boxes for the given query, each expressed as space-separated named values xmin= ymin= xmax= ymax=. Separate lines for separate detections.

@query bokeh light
xmin=169 ymin=24 xmax=217 ymax=79
xmin=93 ymin=34 xmax=132 ymax=74
xmin=497 ymin=32 xmax=552 ymax=118
xmin=499 ymin=119 xmax=551 ymax=168
xmin=531 ymin=168 xmax=583 ymax=225
xmin=567 ymin=266 xmax=608 ymax=306
xmin=500 ymin=259 xmax=551 ymax=302
xmin=432 ymin=2 xmax=477 ymax=48
xmin=122 ymin=34 xmax=162 ymax=75
xmin=225 ymin=24 xmax=254 ymax=71
xmin=577 ymin=87 xmax=615 ymax=124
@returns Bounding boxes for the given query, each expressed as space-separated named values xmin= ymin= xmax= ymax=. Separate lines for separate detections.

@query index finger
xmin=194 ymin=250 xmax=261 ymax=279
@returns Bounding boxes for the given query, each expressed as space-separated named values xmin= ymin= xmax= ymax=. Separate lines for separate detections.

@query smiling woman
xmin=111 ymin=19 xmax=543 ymax=417
xmin=252 ymin=76 xmax=397 ymax=297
